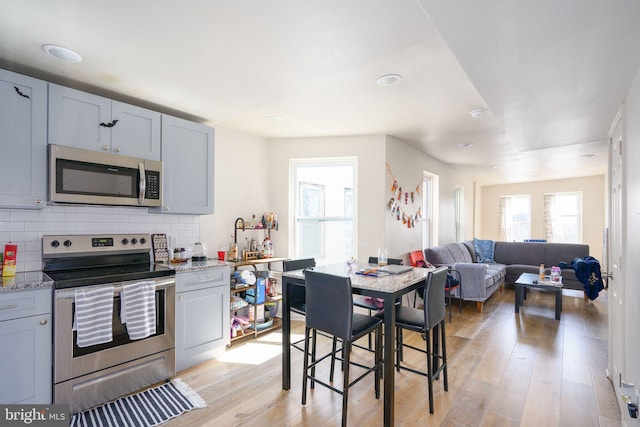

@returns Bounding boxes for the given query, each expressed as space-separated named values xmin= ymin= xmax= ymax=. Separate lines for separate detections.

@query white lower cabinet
xmin=175 ymin=268 xmax=230 ymax=372
xmin=0 ymin=289 xmax=52 ymax=404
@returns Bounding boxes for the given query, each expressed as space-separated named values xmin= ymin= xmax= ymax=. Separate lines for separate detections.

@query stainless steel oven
xmin=43 ymin=234 xmax=175 ymax=414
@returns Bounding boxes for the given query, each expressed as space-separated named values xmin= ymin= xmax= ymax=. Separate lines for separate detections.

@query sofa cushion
xmin=473 ymin=238 xmax=496 ymax=263
xmin=486 ymin=263 xmax=507 ymax=280
xmin=494 ymin=241 xmax=545 ymax=266
xmin=543 ymin=243 xmax=589 ymax=268
xmin=424 ymin=242 xmax=473 ymax=265
xmin=463 ymin=241 xmax=477 ymax=263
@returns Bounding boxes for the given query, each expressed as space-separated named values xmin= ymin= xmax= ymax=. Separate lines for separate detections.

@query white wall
xmin=0 ymin=205 xmax=198 ymax=273
xmin=199 ymin=126 xmax=270 ymax=258
xmin=265 ymin=134 xmax=474 ymax=265
xmin=266 ymin=135 xmax=386 ymax=263
xmin=620 ymin=64 xmax=640 ymax=419
xmin=384 ymin=136 xmax=474 ymax=259
xmin=478 ymin=175 xmax=606 ymax=261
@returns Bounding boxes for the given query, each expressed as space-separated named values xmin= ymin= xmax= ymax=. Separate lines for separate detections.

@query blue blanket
xmin=570 ymin=256 xmax=604 ymax=300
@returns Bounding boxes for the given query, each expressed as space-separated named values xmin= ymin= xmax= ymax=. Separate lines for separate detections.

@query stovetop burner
xmin=42 ymin=233 xmax=175 ymax=289
xmin=45 ymin=264 xmax=174 ymax=289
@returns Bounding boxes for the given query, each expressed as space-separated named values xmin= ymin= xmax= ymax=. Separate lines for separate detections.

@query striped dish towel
xmin=120 ymin=281 xmax=157 ymax=340
xmin=73 ymin=286 xmax=114 ymax=348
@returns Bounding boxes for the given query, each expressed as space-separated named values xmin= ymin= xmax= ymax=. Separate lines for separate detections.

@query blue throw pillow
xmin=473 ymin=238 xmax=495 ymax=263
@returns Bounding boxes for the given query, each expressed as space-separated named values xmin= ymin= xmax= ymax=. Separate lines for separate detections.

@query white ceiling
xmin=2 ymin=0 xmax=640 ymax=185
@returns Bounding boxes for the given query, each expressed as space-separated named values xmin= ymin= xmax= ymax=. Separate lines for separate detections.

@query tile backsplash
xmin=0 ymin=205 xmax=199 ymax=273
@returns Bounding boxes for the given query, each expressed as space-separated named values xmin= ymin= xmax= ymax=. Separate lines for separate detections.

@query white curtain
xmin=543 ymin=194 xmax=554 ymax=242
xmin=499 ymin=197 xmax=510 ymax=241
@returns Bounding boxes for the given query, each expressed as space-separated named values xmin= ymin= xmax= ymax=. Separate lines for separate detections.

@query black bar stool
xmin=302 ymin=270 xmax=383 ymax=427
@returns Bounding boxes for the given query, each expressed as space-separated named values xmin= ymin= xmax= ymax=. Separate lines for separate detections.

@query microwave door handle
xmin=138 ymin=163 xmax=146 ymax=205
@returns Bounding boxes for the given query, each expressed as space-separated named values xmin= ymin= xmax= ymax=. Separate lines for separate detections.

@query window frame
xmin=289 ymin=157 xmax=358 ymax=264
xmin=499 ymin=194 xmax=531 ymax=242
xmin=544 ymin=191 xmax=583 ymax=243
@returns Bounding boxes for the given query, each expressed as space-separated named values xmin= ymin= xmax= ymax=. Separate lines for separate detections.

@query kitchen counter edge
xmin=0 ymin=272 xmax=54 ymax=293
xmin=161 ymin=258 xmax=234 ymax=274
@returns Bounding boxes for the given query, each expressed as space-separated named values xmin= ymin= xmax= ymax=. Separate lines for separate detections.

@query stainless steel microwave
xmin=48 ymin=144 xmax=163 ymax=207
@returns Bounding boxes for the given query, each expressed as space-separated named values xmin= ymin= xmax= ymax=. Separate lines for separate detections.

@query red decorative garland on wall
xmin=386 ymin=162 xmax=421 ymax=228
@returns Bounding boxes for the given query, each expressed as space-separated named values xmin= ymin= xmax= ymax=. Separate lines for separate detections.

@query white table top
xmin=515 ymin=272 xmax=564 ymax=288
xmin=282 ymin=261 xmax=433 ymax=293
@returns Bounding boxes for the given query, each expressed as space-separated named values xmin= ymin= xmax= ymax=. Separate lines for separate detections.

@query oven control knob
xmin=140 ymin=237 xmax=147 ymax=245
xmin=121 ymin=238 xmax=129 ymax=245
xmin=63 ymin=240 xmax=72 ymax=248
xmin=131 ymin=238 xmax=138 ymax=245
xmin=51 ymin=240 xmax=60 ymax=248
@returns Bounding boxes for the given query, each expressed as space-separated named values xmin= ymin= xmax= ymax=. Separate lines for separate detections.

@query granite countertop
xmin=0 ymin=271 xmax=54 ymax=293
xmin=0 ymin=259 xmax=233 ymax=293
xmin=160 ymin=258 xmax=234 ymax=273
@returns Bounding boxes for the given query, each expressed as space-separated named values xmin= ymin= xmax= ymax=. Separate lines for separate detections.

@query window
xmin=422 ymin=172 xmax=439 ymax=247
xmin=544 ymin=192 xmax=582 ymax=243
xmin=499 ymin=195 xmax=531 ymax=242
xmin=291 ymin=158 xmax=357 ymax=264
xmin=454 ymin=186 xmax=464 ymax=242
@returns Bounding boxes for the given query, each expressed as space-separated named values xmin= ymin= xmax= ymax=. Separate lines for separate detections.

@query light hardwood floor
xmin=165 ymin=285 xmax=620 ymax=426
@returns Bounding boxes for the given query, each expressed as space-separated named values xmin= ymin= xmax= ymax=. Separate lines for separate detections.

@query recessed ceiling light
xmin=376 ymin=74 xmax=402 ymax=86
xmin=458 ymin=143 xmax=474 ymax=148
xmin=42 ymin=44 xmax=82 ymax=62
xmin=581 ymin=153 xmax=595 ymax=158
xmin=470 ymin=108 xmax=486 ymax=118
xmin=266 ymin=115 xmax=283 ymax=123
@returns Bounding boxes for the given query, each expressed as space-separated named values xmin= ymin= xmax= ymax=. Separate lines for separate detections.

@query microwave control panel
xmin=146 ymin=171 xmax=160 ymax=200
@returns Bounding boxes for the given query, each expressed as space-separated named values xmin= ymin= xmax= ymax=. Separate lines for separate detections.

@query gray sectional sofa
xmin=423 ymin=240 xmax=590 ymax=312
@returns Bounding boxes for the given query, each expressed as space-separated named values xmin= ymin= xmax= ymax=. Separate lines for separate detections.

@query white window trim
xmin=289 ymin=157 xmax=358 ymax=261
xmin=544 ymin=191 xmax=583 ymax=243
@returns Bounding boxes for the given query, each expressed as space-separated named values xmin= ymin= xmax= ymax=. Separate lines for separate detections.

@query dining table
xmin=281 ymin=261 xmax=432 ymax=427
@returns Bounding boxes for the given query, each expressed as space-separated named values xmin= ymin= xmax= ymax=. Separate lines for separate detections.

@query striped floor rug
xmin=70 ymin=379 xmax=206 ymax=427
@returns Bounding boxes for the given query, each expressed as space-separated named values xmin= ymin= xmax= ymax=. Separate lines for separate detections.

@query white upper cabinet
xmin=157 ymin=114 xmax=214 ymax=214
xmin=48 ymin=84 xmax=161 ymax=160
xmin=0 ymin=69 xmax=47 ymax=209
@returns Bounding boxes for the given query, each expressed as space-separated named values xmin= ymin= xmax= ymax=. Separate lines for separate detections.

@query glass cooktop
xmin=46 ymin=264 xmax=174 ymax=289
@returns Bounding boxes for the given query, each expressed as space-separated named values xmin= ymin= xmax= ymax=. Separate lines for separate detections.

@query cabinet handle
xmin=39 ymin=319 xmax=48 ymax=326
xmin=178 ymin=295 xmax=184 ymax=301
xmin=102 ymin=145 xmax=110 ymax=151
xmin=0 ymin=304 xmax=18 ymax=310
xmin=114 ymin=146 xmax=121 ymax=153
xmin=14 ymin=86 xmax=30 ymax=99
xmin=35 ymin=198 xmax=44 ymax=204
xmin=99 ymin=119 xmax=119 ymax=128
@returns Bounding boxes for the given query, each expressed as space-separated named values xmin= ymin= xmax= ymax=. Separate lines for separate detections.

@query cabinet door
xmin=159 ymin=115 xmax=214 ymax=214
xmin=175 ymin=285 xmax=230 ymax=371
xmin=111 ymin=101 xmax=161 ymax=160
xmin=0 ymin=314 xmax=52 ymax=404
xmin=48 ymin=83 xmax=112 ymax=152
xmin=0 ymin=70 xmax=47 ymax=209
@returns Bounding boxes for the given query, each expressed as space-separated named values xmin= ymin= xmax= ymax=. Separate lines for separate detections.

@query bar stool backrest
xmin=424 ymin=266 xmax=448 ymax=330
xmin=368 ymin=257 xmax=403 ymax=265
xmin=283 ymin=258 xmax=316 ymax=313
xmin=304 ymin=270 xmax=353 ymax=341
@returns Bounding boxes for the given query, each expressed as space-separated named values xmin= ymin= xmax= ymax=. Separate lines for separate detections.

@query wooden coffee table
xmin=514 ymin=272 xmax=563 ymax=320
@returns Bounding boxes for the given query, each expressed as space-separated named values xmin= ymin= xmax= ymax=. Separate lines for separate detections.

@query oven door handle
xmin=113 ymin=278 xmax=175 ymax=297
xmin=55 ymin=278 xmax=175 ymax=300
